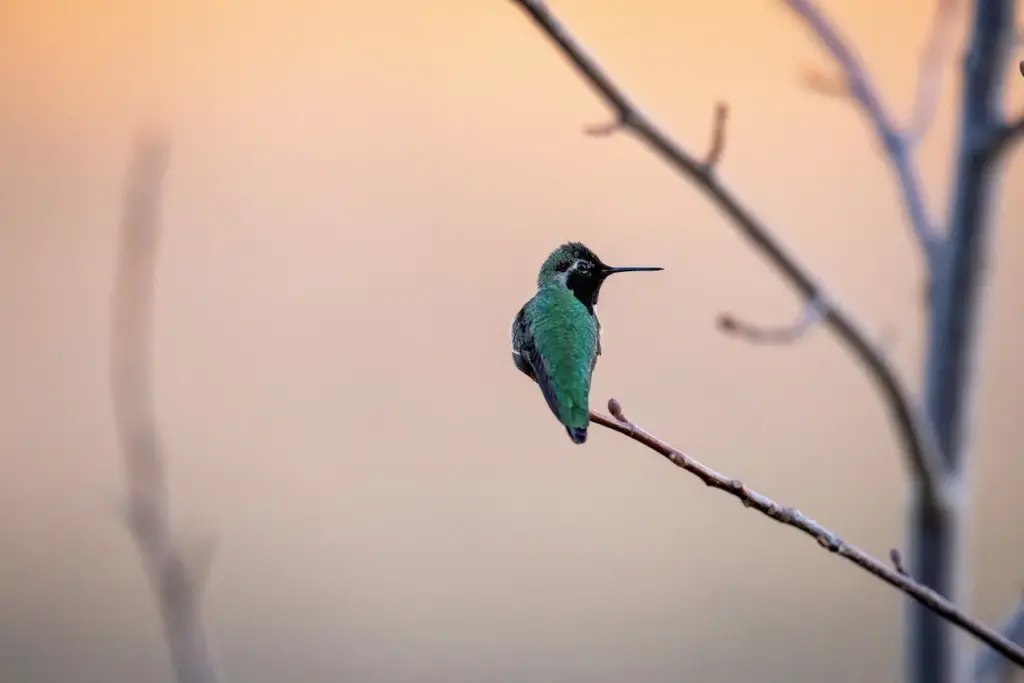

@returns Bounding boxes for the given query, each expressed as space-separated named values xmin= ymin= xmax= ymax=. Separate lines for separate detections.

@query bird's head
xmin=537 ymin=242 xmax=663 ymax=311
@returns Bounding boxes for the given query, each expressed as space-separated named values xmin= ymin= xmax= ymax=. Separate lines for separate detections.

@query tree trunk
xmin=911 ymin=3 xmax=1016 ymax=683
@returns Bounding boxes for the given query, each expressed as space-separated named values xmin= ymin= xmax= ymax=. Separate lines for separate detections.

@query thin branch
xmin=509 ymin=0 xmax=947 ymax=508
xmin=906 ymin=0 xmax=959 ymax=143
xmin=718 ymin=295 xmax=826 ymax=345
xmin=703 ymin=103 xmax=729 ymax=171
xmin=111 ymin=131 xmax=220 ymax=683
xmin=975 ymin=598 xmax=1024 ymax=683
xmin=589 ymin=399 xmax=1024 ymax=670
xmin=780 ymin=0 xmax=942 ymax=260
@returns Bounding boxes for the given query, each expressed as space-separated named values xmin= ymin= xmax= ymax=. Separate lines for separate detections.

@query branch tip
xmin=703 ymin=102 xmax=729 ymax=170
xmin=584 ymin=118 xmax=623 ymax=137
xmin=800 ymin=66 xmax=848 ymax=98
xmin=718 ymin=295 xmax=827 ymax=346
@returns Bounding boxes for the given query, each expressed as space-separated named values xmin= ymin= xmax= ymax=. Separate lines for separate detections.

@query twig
xmin=111 ymin=131 xmax=220 ymax=683
xmin=589 ymin=399 xmax=1024 ymax=669
xmin=704 ymin=103 xmax=729 ymax=171
xmin=975 ymin=598 xmax=1024 ymax=683
xmin=718 ymin=295 xmax=826 ymax=345
xmin=780 ymin=0 xmax=942 ymax=260
xmin=509 ymin=0 xmax=947 ymax=508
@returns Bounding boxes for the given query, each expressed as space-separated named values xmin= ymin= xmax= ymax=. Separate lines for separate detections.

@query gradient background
xmin=2 ymin=1 xmax=1023 ymax=682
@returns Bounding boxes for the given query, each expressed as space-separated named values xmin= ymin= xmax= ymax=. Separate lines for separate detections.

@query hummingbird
xmin=510 ymin=242 xmax=663 ymax=444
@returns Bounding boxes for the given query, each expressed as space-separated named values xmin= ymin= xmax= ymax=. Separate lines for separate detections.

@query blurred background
xmin=1 ymin=0 xmax=1023 ymax=681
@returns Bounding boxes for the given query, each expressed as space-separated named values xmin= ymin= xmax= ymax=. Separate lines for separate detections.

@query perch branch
xmin=718 ymin=295 xmax=826 ymax=345
xmin=111 ymin=132 xmax=220 ymax=683
xmin=974 ymin=598 xmax=1024 ymax=683
xmin=781 ymin=0 xmax=945 ymax=260
xmin=509 ymin=0 xmax=947 ymax=507
xmin=590 ymin=399 xmax=1024 ymax=669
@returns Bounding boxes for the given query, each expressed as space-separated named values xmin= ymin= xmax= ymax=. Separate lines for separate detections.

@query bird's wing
xmin=511 ymin=304 xmax=564 ymax=422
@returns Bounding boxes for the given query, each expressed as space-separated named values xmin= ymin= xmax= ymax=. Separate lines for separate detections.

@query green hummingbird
xmin=511 ymin=242 xmax=663 ymax=444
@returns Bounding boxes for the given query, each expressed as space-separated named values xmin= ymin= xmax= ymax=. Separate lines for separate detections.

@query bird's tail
xmin=566 ymin=425 xmax=588 ymax=445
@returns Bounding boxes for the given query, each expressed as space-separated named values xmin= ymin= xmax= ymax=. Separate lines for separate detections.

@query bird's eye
xmin=575 ymin=260 xmax=591 ymax=271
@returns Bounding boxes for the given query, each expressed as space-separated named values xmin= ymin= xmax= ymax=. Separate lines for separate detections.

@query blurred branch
xmin=781 ymin=0 xmax=948 ymax=260
xmin=111 ymin=132 xmax=220 ymax=683
xmin=589 ymin=399 xmax=1024 ymax=669
xmin=907 ymin=0 xmax=959 ymax=143
xmin=975 ymin=598 xmax=1024 ymax=683
xmin=717 ymin=295 xmax=826 ymax=345
xmin=508 ymin=0 xmax=947 ymax=507
xmin=986 ymin=113 xmax=1024 ymax=161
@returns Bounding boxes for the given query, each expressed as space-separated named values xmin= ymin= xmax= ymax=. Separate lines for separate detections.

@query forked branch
xmin=589 ymin=399 xmax=1024 ymax=669
xmin=509 ymin=0 xmax=946 ymax=507
xmin=111 ymin=132 xmax=220 ymax=683
xmin=782 ymin=0 xmax=949 ymax=260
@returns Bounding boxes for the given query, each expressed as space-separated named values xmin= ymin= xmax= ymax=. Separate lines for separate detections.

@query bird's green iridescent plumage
xmin=511 ymin=241 xmax=662 ymax=444
xmin=524 ymin=285 xmax=598 ymax=430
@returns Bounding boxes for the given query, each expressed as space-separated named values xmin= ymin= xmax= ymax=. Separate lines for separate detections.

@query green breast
xmin=527 ymin=287 xmax=598 ymax=428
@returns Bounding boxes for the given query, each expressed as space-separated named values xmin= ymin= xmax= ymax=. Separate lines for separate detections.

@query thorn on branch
xmin=703 ymin=102 xmax=729 ymax=171
xmin=891 ymin=548 xmax=909 ymax=576
xmin=717 ymin=295 xmax=828 ymax=345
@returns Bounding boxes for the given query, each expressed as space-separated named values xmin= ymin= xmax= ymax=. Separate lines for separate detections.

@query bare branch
xmin=975 ymin=598 xmax=1024 ymax=683
xmin=510 ymin=0 xmax=947 ymax=507
xmin=781 ymin=0 xmax=942 ymax=259
xmin=718 ymin=295 xmax=826 ymax=345
xmin=589 ymin=399 xmax=1024 ymax=670
xmin=111 ymin=131 xmax=220 ymax=683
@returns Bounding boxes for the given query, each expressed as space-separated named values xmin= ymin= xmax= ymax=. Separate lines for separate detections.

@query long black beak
xmin=602 ymin=265 xmax=664 ymax=275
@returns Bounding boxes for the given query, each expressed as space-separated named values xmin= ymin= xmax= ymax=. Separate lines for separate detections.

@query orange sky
xmin=1 ymin=1 xmax=1023 ymax=682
